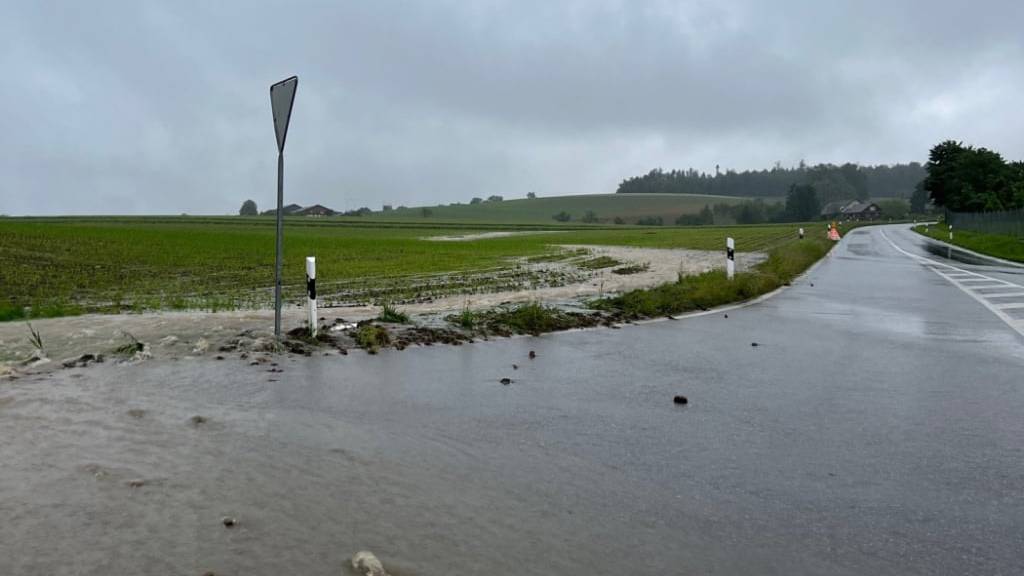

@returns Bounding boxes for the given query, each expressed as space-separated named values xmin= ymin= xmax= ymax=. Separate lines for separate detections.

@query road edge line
xmin=880 ymin=229 xmax=1024 ymax=339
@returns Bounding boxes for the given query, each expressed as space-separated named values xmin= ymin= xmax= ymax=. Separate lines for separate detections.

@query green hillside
xmin=370 ymin=193 xmax=769 ymax=224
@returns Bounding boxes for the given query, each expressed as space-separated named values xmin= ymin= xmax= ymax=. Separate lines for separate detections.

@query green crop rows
xmin=0 ymin=217 xmax=809 ymax=318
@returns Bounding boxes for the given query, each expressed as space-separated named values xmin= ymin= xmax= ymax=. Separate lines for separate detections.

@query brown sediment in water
xmin=0 ymin=244 xmax=764 ymax=375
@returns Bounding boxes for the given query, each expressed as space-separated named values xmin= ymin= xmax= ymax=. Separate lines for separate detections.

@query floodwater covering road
xmin=1 ymin=224 xmax=1022 ymax=575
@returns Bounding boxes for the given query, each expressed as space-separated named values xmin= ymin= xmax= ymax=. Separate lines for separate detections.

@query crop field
xmin=0 ymin=216 xmax=810 ymax=318
xmin=362 ymin=193 xmax=770 ymax=224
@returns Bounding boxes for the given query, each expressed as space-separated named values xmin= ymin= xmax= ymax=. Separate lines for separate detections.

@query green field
xmin=367 ymin=193 xmax=769 ymax=224
xmin=0 ymin=217 xmax=810 ymax=318
xmin=913 ymin=225 xmax=1024 ymax=262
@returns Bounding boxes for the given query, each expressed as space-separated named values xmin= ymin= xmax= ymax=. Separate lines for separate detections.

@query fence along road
xmin=947 ymin=207 xmax=1024 ymax=237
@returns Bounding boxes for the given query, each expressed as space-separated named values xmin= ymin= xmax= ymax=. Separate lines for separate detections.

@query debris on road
xmin=191 ymin=338 xmax=209 ymax=355
xmin=351 ymin=551 xmax=389 ymax=576
xmin=20 ymin=350 xmax=50 ymax=368
xmin=61 ymin=353 xmax=103 ymax=368
xmin=500 ymin=377 xmax=512 ymax=385
xmin=221 ymin=516 xmax=237 ymax=528
xmin=189 ymin=415 xmax=208 ymax=427
xmin=751 ymin=342 xmax=759 ymax=347
xmin=529 ymin=350 xmax=536 ymax=359
xmin=673 ymin=395 xmax=688 ymax=405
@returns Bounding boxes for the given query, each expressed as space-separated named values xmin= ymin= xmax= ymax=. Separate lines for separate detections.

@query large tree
xmin=924 ymin=140 xmax=1020 ymax=211
xmin=910 ymin=181 xmax=929 ymax=214
xmin=239 ymin=199 xmax=258 ymax=216
xmin=784 ymin=184 xmax=820 ymax=221
xmin=839 ymin=163 xmax=869 ymax=201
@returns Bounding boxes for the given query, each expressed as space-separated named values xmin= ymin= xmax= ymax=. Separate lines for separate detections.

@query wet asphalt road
xmin=2 ymin=224 xmax=1023 ymax=575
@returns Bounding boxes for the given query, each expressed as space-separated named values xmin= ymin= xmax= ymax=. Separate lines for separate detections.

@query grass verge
xmin=591 ymin=235 xmax=832 ymax=319
xmin=913 ymin=225 xmax=1024 ymax=263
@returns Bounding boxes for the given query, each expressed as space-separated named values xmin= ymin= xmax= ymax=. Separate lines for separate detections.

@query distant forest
xmin=616 ymin=162 xmax=925 ymax=204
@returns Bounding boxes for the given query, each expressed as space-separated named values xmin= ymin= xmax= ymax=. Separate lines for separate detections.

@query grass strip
xmin=913 ymin=225 xmax=1024 ymax=263
xmin=591 ymin=235 xmax=832 ymax=319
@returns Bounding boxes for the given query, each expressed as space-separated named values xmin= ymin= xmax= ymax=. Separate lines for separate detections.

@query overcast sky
xmin=2 ymin=1 xmax=1022 ymax=215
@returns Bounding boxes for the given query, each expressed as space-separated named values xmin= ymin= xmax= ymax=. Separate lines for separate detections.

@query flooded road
xmin=2 ymin=225 xmax=1023 ymax=575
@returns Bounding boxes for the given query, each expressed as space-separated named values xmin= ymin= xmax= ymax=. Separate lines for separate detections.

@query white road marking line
xmin=880 ymin=230 xmax=1024 ymax=338
xmin=959 ymin=278 xmax=1012 ymax=284
xmin=980 ymin=292 xmax=1024 ymax=298
xmin=968 ymin=284 xmax=1017 ymax=290
xmin=995 ymin=302 xmax=1024 ymax=310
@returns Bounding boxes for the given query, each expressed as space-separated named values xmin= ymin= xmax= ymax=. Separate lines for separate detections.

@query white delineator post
xmin=949 ymin=224 xmax=953 ymax=241
xmin=726 ymin=237 xmax=735 ymax=280
xmin=306 ymin=256 xmax=317 ymax=337
xmin=798 ymin=227 xmax=805 ymax=240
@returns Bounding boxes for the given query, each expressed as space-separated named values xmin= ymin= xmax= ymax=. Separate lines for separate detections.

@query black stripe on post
xmin=307 ymin=276 xmax=316 ymax=301
xmin=727 ymin=247 xmax=735 ymax=261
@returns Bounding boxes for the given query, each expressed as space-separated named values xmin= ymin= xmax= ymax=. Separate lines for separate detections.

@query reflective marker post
xmin=270 ymin=76 xmax=298 ymax=338
xmin=306 ymin=256 xmax=317 ymax=337
xmin=726 ymin=237 xmax=735 ymax=280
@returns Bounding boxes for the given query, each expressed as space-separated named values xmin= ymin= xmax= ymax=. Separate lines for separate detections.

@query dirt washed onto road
xmin=0 ymin=245 xmax=763 ymax=374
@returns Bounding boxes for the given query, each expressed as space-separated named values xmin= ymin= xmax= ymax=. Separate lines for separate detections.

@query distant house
xmin=820 ymin=201 xmax=852 ymax=219
xmin=820 ymin=200 xmax=881 ymax=221
xmin=840 ymin=201 xmax=882 ymax=221
xmin=261 ymin=203 xmax=303 ymax=216
xmin=296 ymin=204 xmax=337 ymax=217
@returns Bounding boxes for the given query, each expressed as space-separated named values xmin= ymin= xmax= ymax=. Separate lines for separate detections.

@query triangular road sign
xmin=270 ymin=76 xmax=298 ymax=153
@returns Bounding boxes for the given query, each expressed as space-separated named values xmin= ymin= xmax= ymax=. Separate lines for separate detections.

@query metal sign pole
xmin=275 ymin=151 xmax=284 ymax=337
xmin=269 ymin=75 xmax=298 ymax=339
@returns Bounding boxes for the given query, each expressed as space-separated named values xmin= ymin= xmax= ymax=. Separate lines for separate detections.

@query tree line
xmin=554 ymin=184 xmax=825 ymax=226
xmin=924 ymin=140 xmax=1024 ymax=212
xmin=616 ymin=162 xmax=925 ymax=204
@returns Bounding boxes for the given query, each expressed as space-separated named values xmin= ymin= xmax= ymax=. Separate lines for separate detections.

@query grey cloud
xmin=2 ymin=0 xmax=1022 ymax=215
